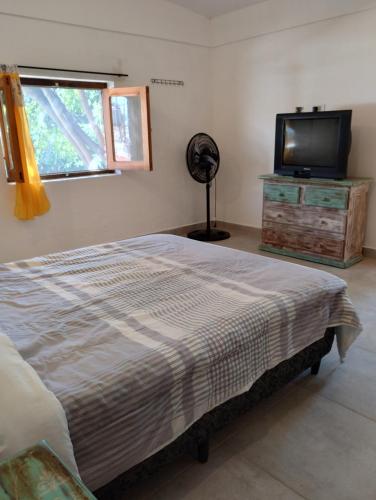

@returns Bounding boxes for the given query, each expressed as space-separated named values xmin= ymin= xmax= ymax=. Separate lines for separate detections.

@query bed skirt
xmin=95 ymin=327 xmax=335 ymax=499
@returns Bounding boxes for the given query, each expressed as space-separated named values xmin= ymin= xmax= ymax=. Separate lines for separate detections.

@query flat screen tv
xmin=274 ymin=110 xmax=352 ymax=179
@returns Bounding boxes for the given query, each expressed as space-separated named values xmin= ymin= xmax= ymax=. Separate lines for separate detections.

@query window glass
xmin=22 ymin=85 xmax=107 ymax=176
xmin=110 ymin=94 xmax=143 ymax=162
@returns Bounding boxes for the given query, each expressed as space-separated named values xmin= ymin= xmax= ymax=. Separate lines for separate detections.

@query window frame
xmin=19 ymin=77 xmax=116 ymax=181
xmin=1 ymin=77 xmax=153 ymax=182
xmin=0 ymin=77 xmax=24 ymax=182
xmin=102 ymin=86 xmax=153 ymax=171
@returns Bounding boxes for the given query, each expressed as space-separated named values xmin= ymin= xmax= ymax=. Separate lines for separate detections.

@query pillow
xmin=0 ymin=332 xmax=78 ymax=475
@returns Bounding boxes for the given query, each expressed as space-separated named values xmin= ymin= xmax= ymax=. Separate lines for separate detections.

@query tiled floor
xmin=126 ymin=227 xmax=376 ymax=500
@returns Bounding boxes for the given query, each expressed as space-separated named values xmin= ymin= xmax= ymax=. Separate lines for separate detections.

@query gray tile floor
xmin=126 ymin=227 xmax=376 ymax=500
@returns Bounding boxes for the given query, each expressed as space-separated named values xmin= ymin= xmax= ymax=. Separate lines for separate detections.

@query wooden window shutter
xmin=103 ymin=86 xmax=152 ymax=171
xmin=0 ymin=77 xmax=24 ymax=182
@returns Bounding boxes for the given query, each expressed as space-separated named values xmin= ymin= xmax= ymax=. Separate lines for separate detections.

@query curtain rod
xmin=18 ymin=65 xmax=128 ymax=78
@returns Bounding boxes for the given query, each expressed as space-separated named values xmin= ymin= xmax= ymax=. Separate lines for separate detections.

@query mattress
xmin=0 ymin=234 xmax=361 ymax=490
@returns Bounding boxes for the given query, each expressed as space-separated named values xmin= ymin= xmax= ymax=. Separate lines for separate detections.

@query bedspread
xmin=0 ymin=235 xmax=361 ymax=489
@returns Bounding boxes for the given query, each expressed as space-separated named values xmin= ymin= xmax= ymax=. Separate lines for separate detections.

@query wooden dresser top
xmin=259 ymin=174 xmax=372 ymax=187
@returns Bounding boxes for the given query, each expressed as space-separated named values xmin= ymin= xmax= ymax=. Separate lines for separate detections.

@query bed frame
xmin=95 ymin=328 xmax=335 ymax=499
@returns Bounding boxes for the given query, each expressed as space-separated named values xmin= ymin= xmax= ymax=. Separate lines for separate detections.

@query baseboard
xmin=158 ymin=222 xmax=206 ymax=236
xmin=160 ymin=221 xmax=262 ymax=236
xmin=160 ymin=220 xmax=261 ymax=238
xmin=215 ymin=220 xmax=261 ymax=236
xmin=363 ymin=247 xmax=376 ymax=258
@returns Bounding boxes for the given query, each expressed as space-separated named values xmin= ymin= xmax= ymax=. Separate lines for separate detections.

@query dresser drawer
xmin=264 ymin=183 xmax=300 ymax=204
xmin=262 ymin=222 xmax=344 ymax=259
xmin=304 ymin=187 xmax=349 ymax=209
xmin=263 ymin=201 xmax=347 ymax=234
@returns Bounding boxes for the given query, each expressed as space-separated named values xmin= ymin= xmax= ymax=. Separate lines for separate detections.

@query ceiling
xmin=167 ymin=0 xmax=268 ymax=18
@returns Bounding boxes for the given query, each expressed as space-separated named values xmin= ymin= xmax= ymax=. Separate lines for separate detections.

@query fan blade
xmin=186 ymin=133 xmax=220 ymax=184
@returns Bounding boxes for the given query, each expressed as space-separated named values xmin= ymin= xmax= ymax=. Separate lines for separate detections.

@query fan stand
xmin=188 ymin=177 xmax=231 ymax=242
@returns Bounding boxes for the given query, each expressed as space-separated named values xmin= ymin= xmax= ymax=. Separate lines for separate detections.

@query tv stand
xmin=259 ymin=175 xmax=372 ymax=268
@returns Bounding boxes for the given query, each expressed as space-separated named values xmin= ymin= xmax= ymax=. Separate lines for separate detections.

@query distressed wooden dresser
xmin=259 ymin=174 xmax=372 ymax=268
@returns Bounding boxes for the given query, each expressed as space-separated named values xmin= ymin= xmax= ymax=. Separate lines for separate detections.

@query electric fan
xmin=186 ymin=133 xmax=230 ymax=242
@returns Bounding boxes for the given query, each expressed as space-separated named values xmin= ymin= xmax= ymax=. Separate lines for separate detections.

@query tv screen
xmin=274 ymin=110 xmax=352 ymax=180
xmin=283 ymin=118 xmax=339 ymax=168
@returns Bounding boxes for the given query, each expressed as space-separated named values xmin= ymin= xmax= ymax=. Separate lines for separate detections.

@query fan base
xmin=187 ymin=228 xmax=231 ymax=242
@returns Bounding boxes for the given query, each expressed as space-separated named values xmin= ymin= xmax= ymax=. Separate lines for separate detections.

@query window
xmin=1 ymin=77 xmax=152 ymax=181
xmin=103 ymin=86 xmax=152 ymax=171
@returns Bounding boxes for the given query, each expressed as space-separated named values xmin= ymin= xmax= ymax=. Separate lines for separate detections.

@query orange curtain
xmin=0 ymin=65 xmax=50 ymax=220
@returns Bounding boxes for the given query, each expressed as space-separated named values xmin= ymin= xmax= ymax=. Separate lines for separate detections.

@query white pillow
xmin=0 ymin=332 xmax=78 ymax=475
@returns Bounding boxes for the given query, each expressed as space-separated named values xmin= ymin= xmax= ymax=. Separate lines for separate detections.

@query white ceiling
xmin=167 ymin=0 xmax=268 ymax=18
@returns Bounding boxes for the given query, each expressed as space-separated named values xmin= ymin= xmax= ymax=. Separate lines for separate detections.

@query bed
xmin=0 ymin=234 xmax=361 ymax=492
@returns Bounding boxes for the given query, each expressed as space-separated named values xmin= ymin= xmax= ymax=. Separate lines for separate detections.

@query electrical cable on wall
xmin=214 ymin=178 xmax=217 ymax=228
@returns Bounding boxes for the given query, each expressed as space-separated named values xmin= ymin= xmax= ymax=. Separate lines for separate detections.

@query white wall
xmin=210 ymin=0 xmax=376 ymax=46
xmin=212 ymin=5 xmax=376 ymax=249
xmin=2 ymin=0 xmax=376 ymax=261
xmin=0 ymin=1 xmax=211 ymax=262
xmin=0 ymin=0 xmax=209 ymax=47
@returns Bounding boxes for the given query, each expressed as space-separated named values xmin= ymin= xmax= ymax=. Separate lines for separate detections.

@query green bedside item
xmin=0 ymin=442 xmax=96 ymax=500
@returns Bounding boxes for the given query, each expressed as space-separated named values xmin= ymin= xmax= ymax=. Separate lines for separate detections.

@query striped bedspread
xmin=0 ymin=234 xmax=360 ymax=490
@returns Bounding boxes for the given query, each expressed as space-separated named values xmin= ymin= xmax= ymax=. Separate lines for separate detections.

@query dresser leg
xmin=311 ymin=360 xmax=321 ymax=376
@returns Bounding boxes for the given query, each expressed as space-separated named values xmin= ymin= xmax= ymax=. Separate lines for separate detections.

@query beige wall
xmin=212 ymin=6 xmax=376 ymax=249
xmin=0 ymin=1 xmax=210 ymax=262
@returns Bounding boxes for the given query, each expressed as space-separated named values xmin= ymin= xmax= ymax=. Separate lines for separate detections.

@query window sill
xmin=42 ymin=170 xmax=121 ymax=183
xmin=7 ymin=170 xmax=121 ymax=185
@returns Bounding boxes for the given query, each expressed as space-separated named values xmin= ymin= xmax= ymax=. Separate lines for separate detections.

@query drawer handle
xmin=279 ymin=193 xmax=285 ymax=197
xmin=322 ymin=197 xmax=330 ymax=202
xmin=320 ymin=220 xmax=327 ymax=225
